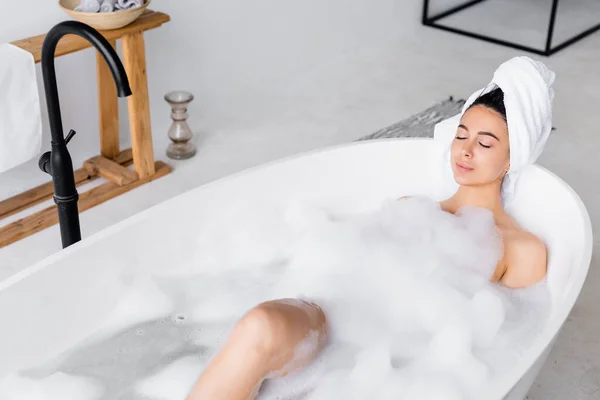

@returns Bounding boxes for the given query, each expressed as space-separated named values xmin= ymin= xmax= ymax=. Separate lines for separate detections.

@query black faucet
xmin=38 ymin=20 xmax=132 ymax=249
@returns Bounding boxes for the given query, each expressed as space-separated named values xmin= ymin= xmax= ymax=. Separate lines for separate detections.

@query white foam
xmin=135 ymin=355 xmax=207 ymax=400
xmin=87 ymin=276 xmax=175 ymax=343
xmin=193 ymin=196 xmax=547 ymax=399
xmin=3 ymin=196 xmax=550 ymax=399
xmin=0 ymin=372 xmax=104 ymax=400
xmin=470 ymin=288 xmax=507 ymax=348
xmin=186 ymin=201 xmax=294 ymax=276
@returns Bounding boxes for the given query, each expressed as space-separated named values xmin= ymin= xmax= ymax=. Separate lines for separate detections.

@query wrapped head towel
xmin=434 ymin=56 xmax=556 ymax=208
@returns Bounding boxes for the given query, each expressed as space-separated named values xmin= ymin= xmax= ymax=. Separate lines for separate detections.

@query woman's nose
xmin=461 ymin=144 xmax=473 ymax=158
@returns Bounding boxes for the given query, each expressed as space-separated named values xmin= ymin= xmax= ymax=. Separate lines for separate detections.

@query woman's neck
xmin=442 ymin=183 xmax=504 ymax=216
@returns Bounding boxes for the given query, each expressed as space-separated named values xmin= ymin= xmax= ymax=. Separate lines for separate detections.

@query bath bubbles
xmin=0 ymin=196 xmax=551 ymax=400
xmin=134 ymin=355 xmax=206 ymax=400
xmin=243 ymin=196 xmax=547 ymax=399
xmin=470 ymin=288 xmax=507 ymax=348
xmin=84 ymin=276 xmax=175 ymax=345
xmin=0 ymin=372 xmax=105 ymax=400
xmin=188 ymin=200 xmax=295 ymax=275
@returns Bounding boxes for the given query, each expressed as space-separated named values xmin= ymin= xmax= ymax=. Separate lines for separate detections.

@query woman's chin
xmin=452 ymin=174 xmax=472 ymax=186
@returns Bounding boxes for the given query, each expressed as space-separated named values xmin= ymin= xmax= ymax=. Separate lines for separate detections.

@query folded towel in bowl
xmin=116 ymin=0 xmax=143 ymax=10
xmin=74 ymin=0 xmax=100 ymax=12
xmin=100 ymin=0 xmax=117 ymax=12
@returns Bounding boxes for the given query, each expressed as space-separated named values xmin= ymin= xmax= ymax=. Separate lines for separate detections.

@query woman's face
xmin=450 ymin=105 xmax=510 ymax=187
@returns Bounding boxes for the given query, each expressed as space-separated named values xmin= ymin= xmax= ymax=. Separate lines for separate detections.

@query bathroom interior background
xmin=0 ymin=0 xmax=598 ymax=207
xmin=1 ymin=0 xmax=600 ymax=398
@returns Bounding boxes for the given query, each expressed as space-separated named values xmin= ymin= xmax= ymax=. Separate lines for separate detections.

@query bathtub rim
xmin=0 ymin=138 xmax=432 ymax=290
xmin=0 ymin=137 xmax=594 ymax=398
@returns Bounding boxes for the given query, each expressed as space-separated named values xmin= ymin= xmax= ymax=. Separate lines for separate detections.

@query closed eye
xmin=455 ymin=136 xmax=491 ymax=148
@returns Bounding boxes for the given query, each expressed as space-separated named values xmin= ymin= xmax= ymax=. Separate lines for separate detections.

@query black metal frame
xmin=422 ymin=0 xmax=600 ymax=56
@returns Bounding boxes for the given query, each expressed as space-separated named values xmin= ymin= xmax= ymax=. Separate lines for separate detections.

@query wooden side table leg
xmin=122 ymin=31 xmax=155 ymax=178
xmin=97 ymin=39 xmax=120 ymax=159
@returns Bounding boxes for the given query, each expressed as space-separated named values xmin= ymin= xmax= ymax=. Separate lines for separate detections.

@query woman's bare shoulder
xmin=500 ymin=228 xmax=548 ymax=289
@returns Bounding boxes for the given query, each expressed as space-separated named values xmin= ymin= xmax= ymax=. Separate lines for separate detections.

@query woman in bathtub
xmin=187 ymin=62 xmax=554 ymax=399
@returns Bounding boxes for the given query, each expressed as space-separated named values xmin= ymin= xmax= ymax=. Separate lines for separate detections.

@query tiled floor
xmin=1 ymin=0 xmax=599 ymax=398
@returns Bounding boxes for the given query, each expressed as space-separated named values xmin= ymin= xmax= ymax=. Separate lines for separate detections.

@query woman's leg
xmin=186 ymin=298 xmax=328 ymax=400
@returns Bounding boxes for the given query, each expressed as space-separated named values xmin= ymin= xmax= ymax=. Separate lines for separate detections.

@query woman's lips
xmin=456 ymin=162 xmax=474 ymax=172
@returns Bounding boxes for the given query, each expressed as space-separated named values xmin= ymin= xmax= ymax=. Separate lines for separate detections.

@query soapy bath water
xmin=0 ymin=197 xmax=551 ymax=399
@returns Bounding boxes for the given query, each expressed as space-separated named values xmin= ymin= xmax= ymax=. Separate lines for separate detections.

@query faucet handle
xmin=39 ymin=151 xmax=51 ymax=174
xmin=65 ymin=129 xmax=76 ymax=145
xmin=39 ymin=129 xmax=76 ymax=175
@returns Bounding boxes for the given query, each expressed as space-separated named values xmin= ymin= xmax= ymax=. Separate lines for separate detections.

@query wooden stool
xmin=0 ymin=10 xmax=173 ymax=248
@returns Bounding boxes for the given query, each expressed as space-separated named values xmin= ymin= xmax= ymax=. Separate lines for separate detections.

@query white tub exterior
xmin=0 ymin=138 xmax=593 ymax=399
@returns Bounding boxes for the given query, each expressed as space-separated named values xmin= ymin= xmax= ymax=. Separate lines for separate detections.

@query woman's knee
xmin=232 ymin=299 xmax=327 ymax=357
xmin=235 ymin=305 xmax=275 ymax=351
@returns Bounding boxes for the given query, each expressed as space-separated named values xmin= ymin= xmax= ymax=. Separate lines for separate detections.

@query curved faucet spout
xmin=42 ymin=20 xmax=132 ymax=146
xmin=40 ymin=20 xmax=132 ymax=248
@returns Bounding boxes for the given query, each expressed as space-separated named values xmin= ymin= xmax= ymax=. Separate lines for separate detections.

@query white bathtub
xmin=0 ymin=138 xmax=593 ymax=399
